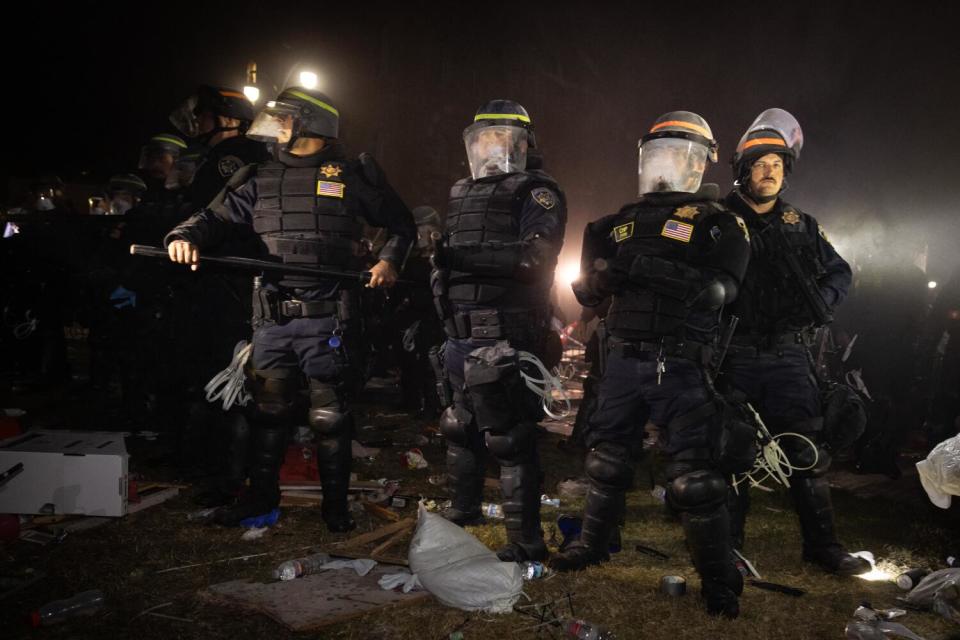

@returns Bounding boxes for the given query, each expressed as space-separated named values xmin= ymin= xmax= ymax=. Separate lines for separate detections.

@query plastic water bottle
xmin=29 ymin=590 xmax=105 ymax=627
xmin=273 ymin=552 xmax=331 ymax=581
xmin=481 ymin=502 xmax=504 ymax=519
xmin=522 ymin=561 xmax=548 ymax=580
xmin=563 ymin=618 xmax=615 ymax=639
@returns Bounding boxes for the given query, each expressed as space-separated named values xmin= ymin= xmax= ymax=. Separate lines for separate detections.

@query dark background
xmin=6 ymin=1 xmax=959 ymax=287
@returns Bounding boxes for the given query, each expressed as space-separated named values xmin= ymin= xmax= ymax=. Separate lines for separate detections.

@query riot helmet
xmin=638 ymin=111 xmax=717 ymax=195
xmin=170 ymin=85 xmax=255 ymax=143
xmin=463 ymin=100 xmax=534 ymax=180
xmin=105 ymin=173 xmax=147 ymax=215
xmin=731 ymin=108 xmax=803 ymax=182
xmin=138 ymin=133 xmax=187 ymax=181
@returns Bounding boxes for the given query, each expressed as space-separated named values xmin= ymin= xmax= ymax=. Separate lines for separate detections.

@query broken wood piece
xmin=362 ymin=500 xmax=401 ymax=522
xmin=334 ymin=518 xmax=415 ymax=549
xmin=370 ymin=525 xmax=412 ymax=557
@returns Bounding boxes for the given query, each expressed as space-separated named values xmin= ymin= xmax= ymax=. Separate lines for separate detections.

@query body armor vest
xmin=605 ymin=200 xmax=716 ymax=341
xmin=445 ymin=170 xmax=558 ymax=308
xmin=736 ymin=203 xmax=823 ymax=335
xmin=251 ymin=161 xmax=363 ymax=288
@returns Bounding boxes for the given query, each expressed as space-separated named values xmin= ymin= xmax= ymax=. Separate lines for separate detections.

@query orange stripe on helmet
xmin=739 ymin=137 xmax=787 ymax=151
xmin=650 ymin=120 xmax=712 ymax=138
xmin=219 ymin=90 xmax=245 ymax=99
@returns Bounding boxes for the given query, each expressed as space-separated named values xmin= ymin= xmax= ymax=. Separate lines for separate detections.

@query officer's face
xmin=474 ymin=128 xmax=524 ymax=157
xmin=143 ymin=151 xmax=175 ymax=180
xmin=748 ymin=153 xmax=784 ymax=197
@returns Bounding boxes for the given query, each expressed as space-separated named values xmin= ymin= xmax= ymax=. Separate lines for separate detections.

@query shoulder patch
xmin=612 ymin=221 xmax=634 ymax=242
xmin=316 ymin=180 xmax=346 ymax=198
xmin=661 ymin=220 xmax=694 ymax=243
xmin=672 ymin=205 xmax=700 ymax=220
xmin=218 ymin=155 xmax=243 ymax=178
xmin=531 ymin=187 xmax=557 ymax=210
xmin=782 ymin=209 xmax=801 ymax=225
xmin=734 ymin=215 xmax=751 ymax=242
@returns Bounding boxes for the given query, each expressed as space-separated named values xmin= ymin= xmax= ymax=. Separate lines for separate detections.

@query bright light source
xmin=929 ymin=281 xmax=938 ymax=289
xmin=299 ymin=71 xmax=318 ymax=89
xmin=559 ymin=262 xmax=581 ymax=287
xmin=243 ymin=86 xmax=260 ymax=104
xmin=850 ymin=551 xmax=904 ymax=583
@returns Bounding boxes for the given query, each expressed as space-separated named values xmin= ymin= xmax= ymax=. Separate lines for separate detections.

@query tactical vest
xmin=739 ymin=204 xmax=823 ymax=333
xmin=445 ymin=170 xmax=558 ymax=308
xmin=605 ymin=200 xmax=717 ymax=341
xmin=251 ymin=161 xmax=363 ymax=288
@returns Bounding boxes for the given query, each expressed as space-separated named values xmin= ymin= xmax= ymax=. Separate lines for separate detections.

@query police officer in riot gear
xmin=170 ymin=85 xmax=269 ymax=208
xmin=166 ymin=87 xmax=416 ymax=532
xmin=549 ymin=112 xmax=750 ymax=618
xmin=721 ymin=108 xmax=869 ymax=575
xmin=137 ymin=133 xmax=188 ymax=202
xmin=432 ymin=100 xmax=567 ymax=563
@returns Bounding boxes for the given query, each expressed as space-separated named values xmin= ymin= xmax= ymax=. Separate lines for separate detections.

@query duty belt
xmin=254 ymin=286 xmax=340 ymax=323
xmin=446 ymin=307 xmax=547 ymax=340
xmin=608 ymin=337 xmax=712 ymax=364
xmin=726 ymin=331 xmax=809 ymax=356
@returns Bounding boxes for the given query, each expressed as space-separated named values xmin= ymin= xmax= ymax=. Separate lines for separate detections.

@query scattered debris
xmin=634 ymin=544 xmax=670 ymax=561
xmin=155 ymin=546 xmax=315 ymax=575
xmin=748 ymin=580 xmax=805 ymax=597
xmin=333 ymin=518 xmax=416 ymax=566
xmin=351 ymin=440 xmax=381 ymax=459
xmin=402 ymin=449 xmax=428 ymax=470
xmin=241 ymin=527 xmax=269 ymax=541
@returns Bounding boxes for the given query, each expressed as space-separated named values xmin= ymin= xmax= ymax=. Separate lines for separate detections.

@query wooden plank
xmin=362 ymin=501 xmax=401 ymax=522
xmin=334 ymin=518 xmax=415 ymax=549
xmin=370 ymin=522 xmax=413 ymax=557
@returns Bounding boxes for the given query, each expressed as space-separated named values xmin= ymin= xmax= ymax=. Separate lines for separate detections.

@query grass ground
xmin=2 ymin=382 xmax=959 ymax=640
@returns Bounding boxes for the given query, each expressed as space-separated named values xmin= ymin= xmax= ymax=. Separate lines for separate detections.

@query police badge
xmin=218 ymin=155 xmax=243 ymax=178
xmin=782 ymin=209 xmax=801 ymax=225
xmin=531 ymin=187 xmax=556 ymax=209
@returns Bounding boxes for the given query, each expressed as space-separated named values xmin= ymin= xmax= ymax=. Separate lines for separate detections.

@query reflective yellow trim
xmin=474 ymin=113 xmax=531 ymax=124
xmin=151 ymin=135 xmax=187 ymax=149
xmin=286 ymin=90 xmax=340 ymax=117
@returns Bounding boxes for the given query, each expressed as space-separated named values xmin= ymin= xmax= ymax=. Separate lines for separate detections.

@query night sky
xmin=7 ymin=2 xmax=960 ymax=286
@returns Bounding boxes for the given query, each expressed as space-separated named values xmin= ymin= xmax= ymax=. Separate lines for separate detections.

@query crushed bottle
xmin=273 ymin=552 xmax=332 ymax=581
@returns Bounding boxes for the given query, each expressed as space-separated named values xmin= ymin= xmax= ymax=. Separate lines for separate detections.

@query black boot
xmin=681 ymin=505 xmax=743 ymax=618
xmin=549 ymin=485 xmax=621 ymax=572
xmin=727 ymin=485 xmax=750 ymax=551
xmin=214 ymin=426 xmax=286 ymax=526
xmin=793 ymin=476 xmax=870 ymax=575
xmin=497 ymin=463 xmax=547 ymax=562
xmin=440 ymin=416 xmax=486 ymax=527
xmin=194 ymin=412 xmax=251 ymax=507
xmin=313 ymin=407 xmax=356 ymax=533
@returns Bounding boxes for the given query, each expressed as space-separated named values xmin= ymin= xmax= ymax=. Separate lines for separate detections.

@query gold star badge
xmin=673 ymin=205 xmax=700 ymax=220
xmin=782 ymin=210 xmax=801 ymax=225
xmin=320 ymin=164 xmax=342 ymax=178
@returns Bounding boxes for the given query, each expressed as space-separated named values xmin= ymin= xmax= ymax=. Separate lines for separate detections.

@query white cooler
xmin=0 ymin=430 xmax=128 ymax=516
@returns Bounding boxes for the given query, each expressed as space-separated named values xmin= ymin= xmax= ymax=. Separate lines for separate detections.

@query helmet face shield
xmin=463 ymin=124 xmax=528 ymax=179
xmin=638 ymin=137 xmax=708 ymax=195
xmin=247 ymin=102 xmax=299 ymax=144
xmin=169 ymin=95 xmax=200 ymax=138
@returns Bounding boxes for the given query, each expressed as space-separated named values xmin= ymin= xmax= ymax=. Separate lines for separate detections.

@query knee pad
xmin=668 ymin=469 xmax=727 ymax=513
xmin=464 ymin=343 xmax=522 ymax=433
xmin=484 ymin=422 xmax=536 ymax=462
xmin=439 ymin=405 xmax=473 ymax=446
xmin=584 ymin=442 xmax=634 ymax=491
xmin=251 ymin=371 xmax=297 ymax=424
xmin=309 ymin=407 xmax=353 ymax=438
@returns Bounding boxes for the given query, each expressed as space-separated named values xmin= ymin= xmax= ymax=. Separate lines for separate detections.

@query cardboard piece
xmin=199 ymin=566 xmax=429 ymax=631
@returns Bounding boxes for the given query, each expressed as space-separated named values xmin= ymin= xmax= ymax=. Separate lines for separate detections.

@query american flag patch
xmin=316 ymin=180 xmax=345 ymax=198
xmin=661 ymin=219 xmax=694 ymax=243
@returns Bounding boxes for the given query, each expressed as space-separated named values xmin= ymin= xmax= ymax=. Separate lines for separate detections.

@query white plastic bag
xmin=408 ymin=504 xmax=522 ymax=613
xmin=917 ymin=434 xmax=960 ymax=508
xmin=903 ymin=568 xmax=960 ymax=625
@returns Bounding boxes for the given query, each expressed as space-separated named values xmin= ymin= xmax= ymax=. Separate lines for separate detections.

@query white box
xmin=0 ymin=430 xmax=128 ymax=516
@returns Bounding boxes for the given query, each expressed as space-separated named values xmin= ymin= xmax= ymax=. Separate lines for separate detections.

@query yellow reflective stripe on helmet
xmin=739 ymin=137 xmax=787 ymax=151
xmin=286 ymin=90 xmax=340 ymax=117
xmin=474 ymin=113 xmax=531 ymax=124
xmin=650 ymin=120 xmax=711 ymax=138
xmin=151 ymin=135 xmax=187 ymax=149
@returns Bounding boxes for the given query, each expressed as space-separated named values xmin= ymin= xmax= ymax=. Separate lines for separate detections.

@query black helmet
xmin=170 ymin=85 xmax=255 ymax=139
xmin=106 ymin=173 xmax=147 ymax=197
xmin=247 ymin=87 xmax=340 ymax=144
xmin=462 ymin=99 xmax=536 ymax=179
xmin=731 ymin=108 xmax=803 ymax=181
